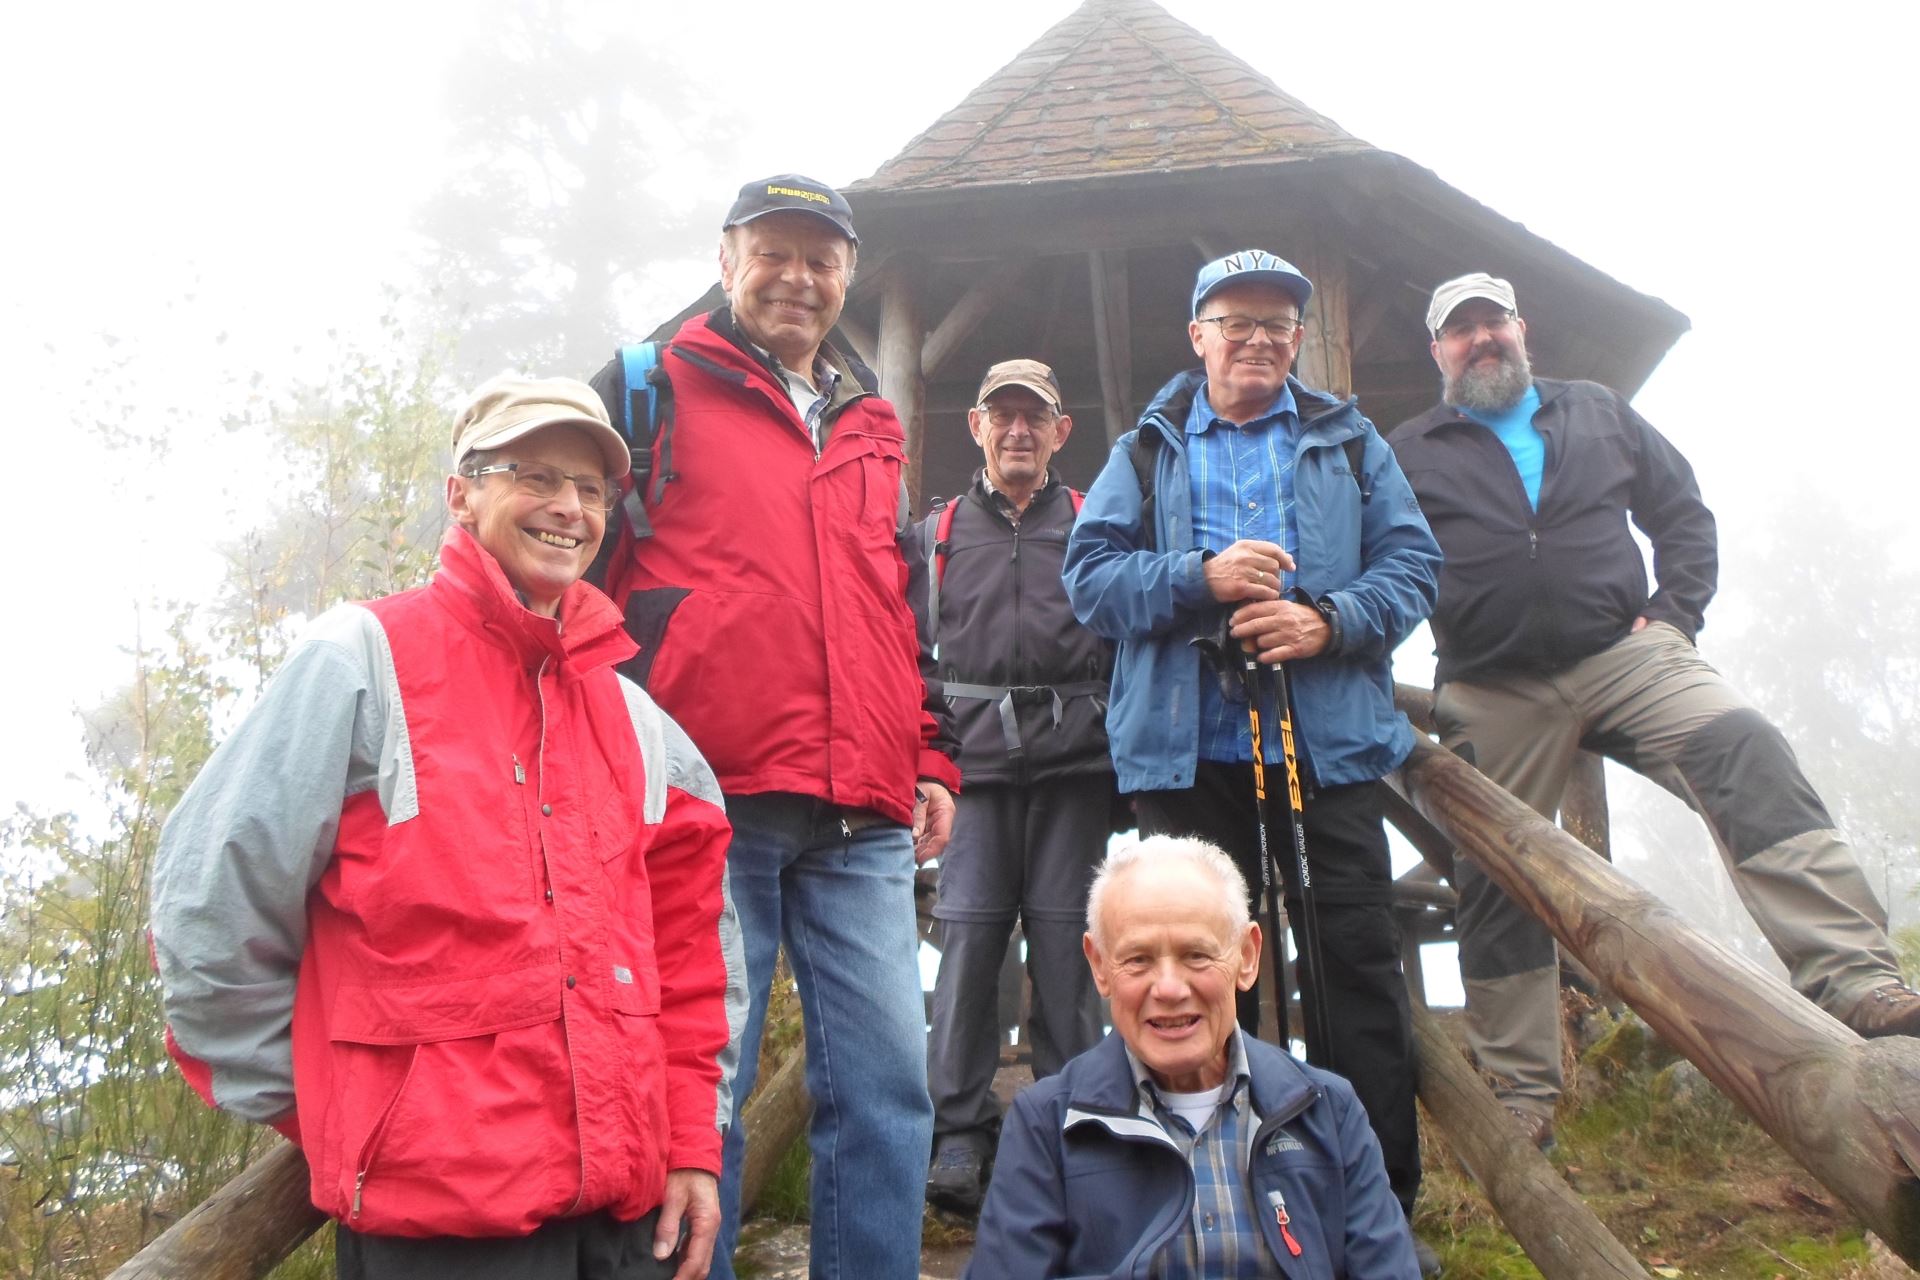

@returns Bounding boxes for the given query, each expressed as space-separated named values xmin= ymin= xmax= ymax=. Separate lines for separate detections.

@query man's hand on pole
xmin=913 ymin=781 xmax=955 ymax=864
xmin=1203 ymin=539 xmax=1292 ymax=604
xmin=656 ymin=1167 xmax=720 ymax=1280
xmin=1229 ymin=599 xmax=1330 ymax=663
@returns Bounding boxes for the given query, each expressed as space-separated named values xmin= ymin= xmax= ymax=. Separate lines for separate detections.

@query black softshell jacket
xmin=906 ymin=472 xmax=1114 ymax=785
xmin=1390 ymin=378 xmax=1717 ymax=685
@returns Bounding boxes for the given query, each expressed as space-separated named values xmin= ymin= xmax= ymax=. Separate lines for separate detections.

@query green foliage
xmin=0 ymin=328 xmax=452 ymax=1276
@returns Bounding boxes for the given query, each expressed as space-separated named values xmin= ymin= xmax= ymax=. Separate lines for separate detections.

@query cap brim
xmin=459 ymin=412 xmax=632 ymax=478
xmin=979 ymin=378 xmax=1063 ymax=410
xmin=724 ymin=206 xmax=858 ymax=243
xmin=1194 ymin=269 xmax=1313 ymax=315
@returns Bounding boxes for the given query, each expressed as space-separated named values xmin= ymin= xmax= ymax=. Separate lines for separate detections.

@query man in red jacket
xmin=152 ymin=375 xmax=744 ymax=1279
xmin=588 ymin=175 xmax=962 ymax=1280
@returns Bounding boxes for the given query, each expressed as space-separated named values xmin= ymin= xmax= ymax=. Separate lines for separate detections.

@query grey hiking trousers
xmin=1434 ymin=621 xmax=1899 ymax=1115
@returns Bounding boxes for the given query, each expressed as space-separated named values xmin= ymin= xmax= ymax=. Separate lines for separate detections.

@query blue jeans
xmin=713 ymin=794 xmax=933 ymax=1280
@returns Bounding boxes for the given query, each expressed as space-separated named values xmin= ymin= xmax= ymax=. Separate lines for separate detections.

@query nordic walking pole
xmin=1265 ymin=656 xmax=1335 ymax=1070
xmin=1192 ymin=622 xmax=1292 ymax=1051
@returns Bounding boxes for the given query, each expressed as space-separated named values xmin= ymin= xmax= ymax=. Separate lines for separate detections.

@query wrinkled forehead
xmin=1194 ymin=280 xmax=1303 ymax=319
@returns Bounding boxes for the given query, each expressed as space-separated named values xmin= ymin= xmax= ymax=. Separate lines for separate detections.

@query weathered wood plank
xmin=1087 ymin=248 xmax=1134 ymax=442
xmin=878 ymin=260 xmax=928 ymax=510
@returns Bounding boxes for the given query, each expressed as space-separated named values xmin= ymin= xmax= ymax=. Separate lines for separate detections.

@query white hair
xmin=1085 ymin=834 xmax=1251 ymax=950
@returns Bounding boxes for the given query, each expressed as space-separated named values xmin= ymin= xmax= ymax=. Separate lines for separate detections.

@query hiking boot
xmin=926 ymin=1136 xmax=988 ymax=1215
xmin=1412 ymin=1237 xmax=1444 ymax=1276
xmin=1844 ymin=981 xmax=1920 ymax=1038
xmin=1504 ymin=1103 xmax=1556 ymax=1152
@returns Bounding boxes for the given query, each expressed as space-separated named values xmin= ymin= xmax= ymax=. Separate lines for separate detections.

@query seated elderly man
xmin=152 ymin=375 xmax=743 ymax=1280
xmin=967 ymin=835 xmax=1418 ymax=1278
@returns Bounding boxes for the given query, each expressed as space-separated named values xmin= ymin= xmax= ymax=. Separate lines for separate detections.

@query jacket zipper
xmin=530 ymin=656 xmax=589 ymax=1214
xmin=1267 ymin=1189 xmax=1305 ymax=1258
xmin=350 ymin=1045 xmax=421 ymax=1218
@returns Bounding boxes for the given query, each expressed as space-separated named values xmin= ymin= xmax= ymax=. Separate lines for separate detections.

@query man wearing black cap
xmin=589 ymin=176 xmax=962 ymax=1280
xmin=1063 ymin=251 xmax=1442 ymax=1262
xmin=1392 ymin=273 xmax=1920 ymax=1152
xmin=905 ymin=359 xmax=1113 ymax=1215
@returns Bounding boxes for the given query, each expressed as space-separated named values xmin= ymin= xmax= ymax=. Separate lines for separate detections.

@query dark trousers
xmin=337 ymin=1208 xmax=677 ymax=1280
xmin=1134 ymin=766 xmax=1421 ymax=1216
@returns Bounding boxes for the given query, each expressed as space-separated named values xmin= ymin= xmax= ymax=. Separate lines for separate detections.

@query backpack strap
xmin=1129 ymin=429 xmax=1165 ymax=553
xmin=616 ymin=342 xmax=677 ymax=539
xmin=926 ymin=497 xmax=958 ymax=661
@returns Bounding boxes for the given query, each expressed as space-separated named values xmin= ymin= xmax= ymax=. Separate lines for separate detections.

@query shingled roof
xmin=851 ymin=0 xmax=1373 ymax=193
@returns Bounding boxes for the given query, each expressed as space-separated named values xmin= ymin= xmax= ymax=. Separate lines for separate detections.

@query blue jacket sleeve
xmin=1333 ymin=1082 xmax=1423 ymax=1276
xmin=1063 ymin=432 xmax=1215 ymax=641
xmin=965 ymin=1091 xmax=1075 ymax=1279
xmin=1321 ymin=426 xmax=1441 ymax=661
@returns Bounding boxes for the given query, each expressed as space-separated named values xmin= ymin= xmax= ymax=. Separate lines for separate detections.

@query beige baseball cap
xmin=451 ymin=374 xmax=630 ymax=477
xmin=1426 ymin=273 xmax=1519 ymax=335
xmin=975 ymin=358 xmax=1064 ymax=412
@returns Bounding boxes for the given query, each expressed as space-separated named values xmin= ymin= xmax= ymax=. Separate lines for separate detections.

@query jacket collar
xmin=1061 ymin=1030 xmax=1318 ymax=1135
xmin=675 ymin=306 xmax=879 ymax=407
xmin=431 ymin=526 xmax=637 ymax=675
xmin=1141 ymin=369 xmax=1359 ymax=449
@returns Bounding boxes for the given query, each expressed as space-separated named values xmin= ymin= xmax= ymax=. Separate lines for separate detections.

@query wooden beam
xmin=878 ymin=259 xmax=928 ymax=511
xmin=1412 ymin=1000 xmax=1651 ymax=1278
xmin=921 ymin=260 xmax=1031 ymax=381
xmin=107 ymin=1141 xmax=323 ymax=1280
xmin=1390 ymin=711 xmax=1920 ymax=1265
xmin=1291 ymin=232 xmax=1353 ymax=399
xmin=1088 ymin=248 xmax=1134 ymax=442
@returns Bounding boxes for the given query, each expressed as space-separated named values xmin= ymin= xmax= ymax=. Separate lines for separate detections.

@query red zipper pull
xmin=1268 ymin=1190 xmax=1304 ymax=1258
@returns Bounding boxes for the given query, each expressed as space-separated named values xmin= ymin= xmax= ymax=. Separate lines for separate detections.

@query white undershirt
xmin=1158 ymin=1082 xmax=1228 ymax=1135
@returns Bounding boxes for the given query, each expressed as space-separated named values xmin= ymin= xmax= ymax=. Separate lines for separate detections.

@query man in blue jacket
xmin=966 ymin=835 xmax=1419 ymax=1278
xmin=1063 ymin=251 xmax=1441 ymax=1238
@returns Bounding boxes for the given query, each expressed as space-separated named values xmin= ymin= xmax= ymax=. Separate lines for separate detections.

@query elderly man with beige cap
xmin=152 ymin=374 xmax=744 ymax=1279
xmin=905 ymin=359 xmax=1114 ymax=1215
xmin=1392 ymin=274 xmax=1920 ymax=1152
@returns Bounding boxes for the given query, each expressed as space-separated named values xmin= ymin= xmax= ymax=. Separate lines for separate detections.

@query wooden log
xmin=107 ymin=1141 xmax=324 ymax=1280
xmin=1560 ymin=751 xmax=1611 ymax=860
xmin=1290 ymin=231 xmax=1353 ymax=399
xmin=1412 ymin=999 xmax=1649 ymax=1278
xmin=878 ymin=260 xmax=928 ymax=510
xmin=738 ymin=1044 xmax=814 ymax=1214
xmin=1394 ymin=731 xmax=1920 ymax=1263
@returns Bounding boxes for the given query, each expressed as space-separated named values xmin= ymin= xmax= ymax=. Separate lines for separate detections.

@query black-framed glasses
xmin=978 ymin=404 xmax=1061 ymax=430
xmin=1195 ymin=314 xmax=1303 ymax=343
xmin=1437 ymin=312 xmax=1518 ymax=343
xmin=464 ymin=462 xmax=619 ymax=512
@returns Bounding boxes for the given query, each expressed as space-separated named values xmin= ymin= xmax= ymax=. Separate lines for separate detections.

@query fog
xmin=10 ymin=0 xmax=1920 ymax=982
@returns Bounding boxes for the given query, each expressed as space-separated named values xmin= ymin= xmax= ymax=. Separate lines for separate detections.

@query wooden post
xmin=1561 ymin=751 xmax=1611 ymax=860
xmin=1391 ymin=721 xmax=1920 ymax=1264
xmin=1411 ymin=999 xmax=1651 ymax=1278
xmin=739 ymin=1046 xmax=814 ymax=1214
xmin=1290 ymin=233 xmax=1353 ymax=399
xmin=878 ymin=258 xmax=928 ymax=511
xmin=1088 ymin=249 xmax=1134 ymax=442
xmin=107 ymin=1142 xmax=324 ymax=1280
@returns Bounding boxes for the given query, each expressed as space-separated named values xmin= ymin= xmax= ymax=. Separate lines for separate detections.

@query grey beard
xmin=1445 ymin=348 xmax=1533 ymax=414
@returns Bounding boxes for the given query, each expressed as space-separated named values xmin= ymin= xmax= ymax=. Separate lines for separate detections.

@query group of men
xmin=150 ymin=171 xmax=1920 ymax=1280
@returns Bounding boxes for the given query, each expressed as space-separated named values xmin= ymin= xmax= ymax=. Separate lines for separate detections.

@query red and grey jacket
xmin=151 ymin=527 xmax=745 ymax=1238
xmin=589 ymin=309 xmax=960 ymax=823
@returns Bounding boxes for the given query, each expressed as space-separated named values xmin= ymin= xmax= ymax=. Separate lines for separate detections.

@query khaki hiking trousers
xmin=1433 ymin=621 xmax=1899 ymax=1115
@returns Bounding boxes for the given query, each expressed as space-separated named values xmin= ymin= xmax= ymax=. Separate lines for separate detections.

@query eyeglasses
xmin=464 ymin=462 xmax=619 ymax=512
xmin=1437 ymin=312 xmax=1519 ymax=343
xmin=1195 ymin=314 xmax=1303 ymax=343
xmin=978 ymin=404 xmax=1060 ymax=430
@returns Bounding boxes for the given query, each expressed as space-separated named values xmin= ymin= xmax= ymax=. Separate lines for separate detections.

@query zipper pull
xmin=1527 ymin=528 xmax=1539 ymax=561
xmin=352 ymin=1170 xmax=367 ymax=1217
xmin=1267 ymin=1189 xmax=1303 ymax=1258
xmin=512 ymin=754 xmax=526 ymax=785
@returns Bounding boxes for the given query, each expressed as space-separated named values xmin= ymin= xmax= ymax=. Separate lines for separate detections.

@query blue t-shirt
xmin=1462 ymin=384 xmax=1545 ymax=510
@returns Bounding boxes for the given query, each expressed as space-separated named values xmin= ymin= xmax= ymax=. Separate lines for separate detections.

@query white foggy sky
xmin=8 ymin=3 xmax=1919 ymax=966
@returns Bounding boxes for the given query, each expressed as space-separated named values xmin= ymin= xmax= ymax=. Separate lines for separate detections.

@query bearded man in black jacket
xmin=1392 ymin=272 xmax=1920 ymax=1152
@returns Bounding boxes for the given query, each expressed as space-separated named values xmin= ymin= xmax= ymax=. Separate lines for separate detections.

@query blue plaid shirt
xmin=1127 ymin=1034 xmax=1280 ymax=1280
xmin=1186 ymin=383 xmax=1298 ymax=764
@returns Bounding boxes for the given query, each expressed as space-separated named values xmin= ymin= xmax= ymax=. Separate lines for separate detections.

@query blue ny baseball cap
xmin=1191 ymin=250 xmax=1313 ymax=318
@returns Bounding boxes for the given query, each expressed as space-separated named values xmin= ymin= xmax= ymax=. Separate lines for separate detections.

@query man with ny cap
xmin=1392 ymin=273 xmax=1920 ymax=1150
xmin=153 ymin=375 xmax=743 ymax=1279
xmin=904 ymin=358 xmax=1114 ymax=1215
xmin=588 ymin=175 xmax=962 ymax=1280
xmin=1063 ymin=250 xmax=1442 ymax=1250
